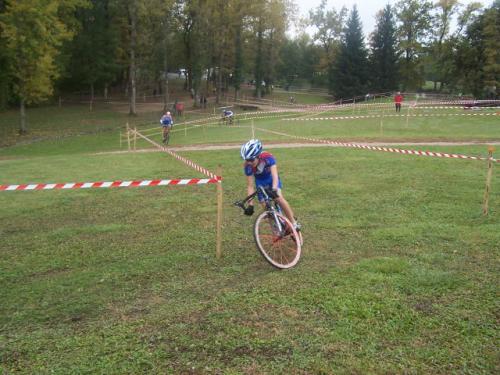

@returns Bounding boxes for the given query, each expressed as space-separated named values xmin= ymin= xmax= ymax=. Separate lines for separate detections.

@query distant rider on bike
xmin=160 ymin=111 xmax=174 ymax=144
xmin=240 ymin=139 xmax=300 ymax=231
xmin=222 ymin=109 xmax=234 ymax=124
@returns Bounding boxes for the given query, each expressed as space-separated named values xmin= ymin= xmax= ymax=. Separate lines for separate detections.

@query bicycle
xmin=162 ymin=126 xmax=172 ymax=145
xmin=234 ymin=186 xmax=303 ymax=269
xmin=219 ymin=115 xmax=234 ymax=126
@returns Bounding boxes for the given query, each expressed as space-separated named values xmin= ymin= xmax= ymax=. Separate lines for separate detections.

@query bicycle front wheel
xmin=254 ymin=211 xmax=301 ymax=269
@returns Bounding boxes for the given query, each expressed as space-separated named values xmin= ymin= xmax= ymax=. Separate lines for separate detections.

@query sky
xmin=293 ymin=0 xmax=494 ymax=38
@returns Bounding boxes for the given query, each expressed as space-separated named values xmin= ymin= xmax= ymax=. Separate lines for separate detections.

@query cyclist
xmin=222 ymin=108 xmax=234 ymax=125
xmin=160 ymin=111 xmax=174 ymax=143
xmin=240 ymin=139 xmax=300 ymax=231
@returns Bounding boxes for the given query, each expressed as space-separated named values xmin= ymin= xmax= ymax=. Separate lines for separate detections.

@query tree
xmin=369 ymin=4 xmax=398 ymax=91
xmin=427 ymin=0 xmax=461 ymax=91
xmin=395 ymin=0 xmax=433 ymax=90
xmin=308 ymin=0 xmax=346 ymax=81
xmin=482 ymin=0 xmax=499 ymax=98
xmin=0 ymin=0 xmax=88 ymax=133
xmin=62 ymin=0 xmax=122 ymax=99
xmin=249 ymin=0 xmax=293 ymax=98
xmin=0 ymin=0 xmax=10 ymax=110
xmin=330 ymin=6 xmax=368 ymax=98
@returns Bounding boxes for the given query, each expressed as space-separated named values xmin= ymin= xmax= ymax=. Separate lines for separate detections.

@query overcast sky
xmin=293 ymin=0 xmax=494 ymax=38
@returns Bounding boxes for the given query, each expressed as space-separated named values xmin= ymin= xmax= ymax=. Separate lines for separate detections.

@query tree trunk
xmin=19 ymin=98 xmax=27 ymax=134
xmin=128 ymin=2 xmax=137 ymax=116
xmin=163 ymin=40 xmax=169 ymax=112
xmin=216 ymin=66 xmax=222 ymax=104
xmin=255 ymin=19 xmax=264 ymax=99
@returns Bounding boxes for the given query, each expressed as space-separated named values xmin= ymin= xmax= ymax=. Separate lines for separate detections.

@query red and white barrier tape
xmin=283 ymin=112 xmax=499 ymax=121
xmin=0 ymin=178 xmax=219 ymax=192
xmin=133 ymin=129 xmax=221 ymax=180
xmin=256 ymin=127 xmax=499 ymax=163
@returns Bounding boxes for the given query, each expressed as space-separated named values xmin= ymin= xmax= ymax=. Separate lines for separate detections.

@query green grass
xmin=0 ymin=105 xmax=499 ymax=373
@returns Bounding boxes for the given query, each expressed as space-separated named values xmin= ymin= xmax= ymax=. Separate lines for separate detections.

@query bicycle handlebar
xmin=233 ymin=187 xmax=275 ymax=211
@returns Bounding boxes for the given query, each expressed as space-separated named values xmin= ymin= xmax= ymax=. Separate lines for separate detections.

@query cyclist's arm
xmin=270 ymin=165 xmax=279 ymax=191
xmin=246 ymin=175 xmax=255 ymax=206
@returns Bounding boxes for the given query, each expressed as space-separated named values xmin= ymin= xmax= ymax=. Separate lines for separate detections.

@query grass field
xmin=0 ymin=102 xmax=499 ymax=373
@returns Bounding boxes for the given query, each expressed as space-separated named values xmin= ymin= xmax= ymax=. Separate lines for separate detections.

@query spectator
xmin=394 ymin=92 xmax=403 ymax=112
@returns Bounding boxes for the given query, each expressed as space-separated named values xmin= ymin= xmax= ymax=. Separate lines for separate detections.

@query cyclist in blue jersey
xmin=240 ymin=139 xmax=300 ymax=231
xmin=160 ymin=111 xmax=174 ymax=144
xmin=222 ymin=109 xmax=234 ymax=124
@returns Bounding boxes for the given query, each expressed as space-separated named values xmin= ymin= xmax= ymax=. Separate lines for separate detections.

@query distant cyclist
xmin=240 ymin=139 xmax=300 ymax=232
xmin=160 ymin=111 xmax=174 ymax=144
xmin=222 ymin=109 xmax=234 ymax=125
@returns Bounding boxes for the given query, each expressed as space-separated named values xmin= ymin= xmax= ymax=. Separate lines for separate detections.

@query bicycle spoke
xmin=254 ymin=212 xmax=301 ymax=269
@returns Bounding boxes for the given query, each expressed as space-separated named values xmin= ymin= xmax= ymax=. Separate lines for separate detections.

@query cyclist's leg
xmin=162 ymin=127 xmax=168 ymax=142
xmin=275 ymin=194 xmax=296 ymax=227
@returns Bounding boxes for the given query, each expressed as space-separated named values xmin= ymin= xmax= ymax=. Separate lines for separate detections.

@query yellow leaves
xmin=0 ymin=0 xmax=87 ymax=103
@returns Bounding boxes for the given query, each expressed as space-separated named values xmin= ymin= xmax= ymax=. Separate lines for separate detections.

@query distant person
xmin=394 ymin=92 xmax=403 ymax=112
xmin=160 ymin=111 xmax=174 ymax=144
xmin=222 ymin=109 xmax=234 ymax=125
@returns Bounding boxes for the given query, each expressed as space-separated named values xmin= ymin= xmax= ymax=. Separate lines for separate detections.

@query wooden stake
xmin=184 ymin=121 xmax=187 ymax=137
xmin=133 ymin=127 xmax=137 ymax=151
xmin=380 ymin=109 xmax=385 ymax=136
xmin=119 ymin=131 xmax=122 ymax=148
xmin=251 ymin=119 xmax=255 ymax=138
xmin=483 ymin=146 xmax=495 ymax=216
xmin=405 ymin=104 xmax=410 ymax=128
xmin=216 ymin=165 xmax=223 ymax=259
xmin=126 ymin=123 xmax=131 ymax=151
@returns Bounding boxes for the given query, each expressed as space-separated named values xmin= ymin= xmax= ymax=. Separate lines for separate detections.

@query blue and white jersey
xmin=160 ymin=114 xmax=173 ymax=127
xmin=244 ymin=152 xmax=282 ymax=187
xmin=223 ymin=110 xmax=233 ymax=118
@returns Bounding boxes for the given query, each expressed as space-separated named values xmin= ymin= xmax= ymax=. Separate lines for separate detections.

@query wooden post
xmin=251 ymin=119 xmax=255 ymax=138
xmin=380 ymin=109 xmax=385 ymax=136
xmin=184 ymin=121 xmax=187 ymax=137
xmin=352 ymin=97 xmax=356 ymax=115
xmin=58 ymin=96 xmax=62 ymax=108
xmin=133 ymin=127 xmax=137 ymax=151
xmin=405 ymin=104 xmax=410 ymax=128
xmin=126 ymin=123 xmax=131 ymax=151
xmin=216 ymin=165 xmax=223 ymax=259
xmin=483 ymin=146 xmax=495 ymax=216
xmin=119 ymin=131 xmax=122 ymax=148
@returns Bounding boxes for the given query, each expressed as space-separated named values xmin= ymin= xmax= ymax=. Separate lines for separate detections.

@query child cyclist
xmin=160 ymin=111 xmax=174 ymax=144
xmin=240 ymin=139 xmax=301 ymax=231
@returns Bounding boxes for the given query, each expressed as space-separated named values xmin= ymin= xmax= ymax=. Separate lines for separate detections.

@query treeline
xmin=0 ymin=0 xmax=498 ymax=130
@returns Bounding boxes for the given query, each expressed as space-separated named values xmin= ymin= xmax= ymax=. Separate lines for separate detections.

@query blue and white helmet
xmin=240 ymin=139 xmax=262 ymax=160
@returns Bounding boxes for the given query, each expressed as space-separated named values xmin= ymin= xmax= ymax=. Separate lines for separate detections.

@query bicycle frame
xmin=234 ymin=186 xmax=284 ymax=233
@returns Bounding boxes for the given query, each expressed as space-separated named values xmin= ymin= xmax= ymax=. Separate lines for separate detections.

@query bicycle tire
xmin=164 ymin=132 xmax=170 ymax=145
xmin=253 ymin=211 xmax=301 ymax=269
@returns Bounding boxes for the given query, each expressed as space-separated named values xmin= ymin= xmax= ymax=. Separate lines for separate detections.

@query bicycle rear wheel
xmin=254 ymin=211 xmax=301 ymax=269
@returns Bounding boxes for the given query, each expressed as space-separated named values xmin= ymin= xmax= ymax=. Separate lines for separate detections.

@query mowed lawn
xmin=0 ymin=107 xmax=499 ymax=373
